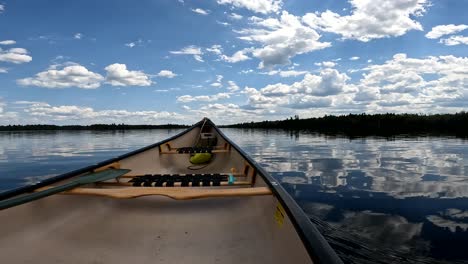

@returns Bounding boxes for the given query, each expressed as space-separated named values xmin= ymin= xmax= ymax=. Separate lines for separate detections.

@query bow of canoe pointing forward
xmin=0 ymin=118 xmax=342 ymax=264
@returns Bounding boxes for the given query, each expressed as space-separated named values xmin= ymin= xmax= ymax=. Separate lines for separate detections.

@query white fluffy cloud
xmin=237 ymin=11 xmax=330 ymax=68
xmin=157 ymin=70 xmax=177 ymax=78
xmin=191 ymin=8 xmax=210 ymax=15
xmin=0 ymin=47 xmax=32 ymax=64
xmin=227 ymin=81 xmax=240 ymax=91
xmin=20 ymin=102 xmax=182 ymax=124
xmin=0 ymin=4 xmax=4 ymax=13
xmin=263 ymin=69 xmax=308 ymax=77
xmin=170 ymin=45 xmax=204 ymax=62
xmin=177 ymin=92 xmax=230 ymax=103
xmin=0 ymin=40 xmax=16 ymax=45
xmin=216 ymin=0 xmax=282 ymax=14
xmin=440 ymin=35 xmax=468 ymax=46
xmin=425 ymin=24 xmax=468 ymax=39
xmin=220 ymin=48 xmax=251 ymax=63
xmin=18 ymin=64 xmax=104 ymax=89
xmin=355 ymin=53 xmax=468 ymax=110
xmin=303 ymin=0 xmax=429 ymax=42
xmin=104 ymin=63 xmax=152 ymax=86
xmin=0 ymin=67 xmax=7 ymax=73
xmin=74 ymin=33 xmax=83 ymax=39
xmin=315 ymin=61 xmax=336 ymax=68
xmin=264 ymin=69 xmax=349 ymax=97
xmin=210 ymin=75 xmax=224 ymax=87
xmin=243 ymin=68 xmax=350 ymax=111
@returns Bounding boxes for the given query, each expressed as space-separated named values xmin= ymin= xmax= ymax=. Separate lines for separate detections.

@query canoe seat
xmin=159 ymin=147 xmax=229 ymax=154
xmin=176 ymin=147 xmax=213 ymax=154
xmin=129 ymin=174 xmax=228 ymax=187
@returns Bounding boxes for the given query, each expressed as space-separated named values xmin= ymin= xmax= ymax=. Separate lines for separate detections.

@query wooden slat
xmin=159 ymin=149 xmax=229 ymax=154
xmin=96 ymin=181 xmax=252 ymax=187
xmin=38 ymin=187 xmax=272 ymax=200
xmin=119 ymin=173 xmax=244 ymax=179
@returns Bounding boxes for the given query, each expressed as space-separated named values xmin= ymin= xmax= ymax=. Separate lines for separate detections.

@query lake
xmin=1 ymin=129 xmax=468 ymax=263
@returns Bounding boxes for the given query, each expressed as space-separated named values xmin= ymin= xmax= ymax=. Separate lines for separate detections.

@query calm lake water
xmin=1 ymin=129 xmax=468 ymax=263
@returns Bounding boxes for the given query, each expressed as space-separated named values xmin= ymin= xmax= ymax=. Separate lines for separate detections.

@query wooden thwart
xmin=37 ymin=186 xmax=272 ymax=200
xmin=97 ymin=180 xmax=251 ymax=187
xmin=159 ymin=149 xmax=229 ymax=154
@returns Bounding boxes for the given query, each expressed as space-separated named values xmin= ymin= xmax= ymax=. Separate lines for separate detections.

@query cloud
xmin=266 ymin=69 xmax=349 ymax=96
xmin=0 ymin=67 xmax=7 ymax=73
xmin=124 ymin=39 xmax=148 ymax=48
xmin=216 ymin=0 xmax=282 ymax=14
xmin=206 ymin=44 xmax=223 ymax=55
xmin=227 ymin=81 xmax=240 ymax=92
xmin=170 ymin=45 xmax=204 ymax=62
xmin=303 ymin=0 xmax=429 ymax=41
xmin=104 ymin=63 xmax=152 ymax=86
xmin=74 ymin=33 xmax=83 ymax=39
xmin=210 ymin=75 xmax=224 ymax=87
xmin=125 ymin=42 xmax=136 ymax=48
xmin=425 ymin=24 xmax=468 ymax=39
xmin=0 ymin=47 xmax=32 ymax=64
xmin=315 ymin=61 xmax=336 ymax=68
xmin=20 ymin=102 xmax=183 ymax=124
xmin=349 ymin=56 xmax=360 ymax=61
xmin=237 ymin=11 xmax=330 ymax=68
xmin=0 ymin=40 xmax=16 ymax=45
xmin=355 ymin=53 xmax=468 ymax=110
xmin=177 ymin=92 xmax=230 ymax=103
xmin=439 ymin=35 xmax=468 ymax=46
xmin=216 ymin=20 xmax=231 ymax=26
xmin=157 ymin=70 xmax=177 ymax=78
xmin=0 ymin=4 xmax=4 ymax=13
xmin=191 ymin=8 xmax=210 ymax=15
xmin=229 ymin=13 xmax=243 ymax=20
xmin=243 ymin=68 xmax=350 ymax=112
xmin=263 ymin=69 xmax=308 ymax=77
xmin=18 ymin=64 xmax=103 ymax=89
xmin=220 ymin=48 xmax=251 ymax=63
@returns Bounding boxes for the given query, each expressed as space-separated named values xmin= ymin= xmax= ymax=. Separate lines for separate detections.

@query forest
xmin=223 ymin=112 xmax=468 ymax=137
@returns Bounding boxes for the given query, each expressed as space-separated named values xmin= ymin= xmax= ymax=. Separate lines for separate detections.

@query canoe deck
xmin=0 ymin=194 xmax=312 ymax=264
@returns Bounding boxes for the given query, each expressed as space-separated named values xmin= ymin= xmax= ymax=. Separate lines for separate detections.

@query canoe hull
xmin=1 ymin=191 xmax=312 ymax=263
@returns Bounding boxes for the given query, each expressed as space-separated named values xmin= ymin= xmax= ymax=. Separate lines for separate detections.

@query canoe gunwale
xmin=0 ymin=120 xmax=203 ymax=201
xmin=210 ymin=120 xmax=343 ymax=264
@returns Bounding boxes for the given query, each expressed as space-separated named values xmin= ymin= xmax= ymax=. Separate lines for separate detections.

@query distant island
xmin=1 ymin=113 xmax=468 ymax=137
xmin=0 ymin=124 xmax=189 ymax=131
xmin=223 ymin=112 xmax=468 ymax=137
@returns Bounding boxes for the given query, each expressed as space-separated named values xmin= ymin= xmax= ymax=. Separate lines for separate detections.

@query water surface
xmin=1 ymin=129 xmax=468 ymax=263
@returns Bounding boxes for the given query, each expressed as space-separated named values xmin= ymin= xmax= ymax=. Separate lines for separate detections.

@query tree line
xmin=222 ymin=112 xmax=468 ymax=137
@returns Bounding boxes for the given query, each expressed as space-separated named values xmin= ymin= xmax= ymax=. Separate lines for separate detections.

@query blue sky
xmin=0 ymin=0 xmax=467 ymax=125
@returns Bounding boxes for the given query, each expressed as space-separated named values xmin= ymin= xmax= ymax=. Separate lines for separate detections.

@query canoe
xmin=0 ymin=118 xmax=342 ymax=264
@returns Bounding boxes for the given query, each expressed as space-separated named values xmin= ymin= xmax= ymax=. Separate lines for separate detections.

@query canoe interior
xmin=0 ymin=121 xmax=315 ymax=263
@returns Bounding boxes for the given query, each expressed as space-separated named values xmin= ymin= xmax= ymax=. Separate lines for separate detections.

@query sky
xmin=0 ymin=0 xmax=467 ymax=125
